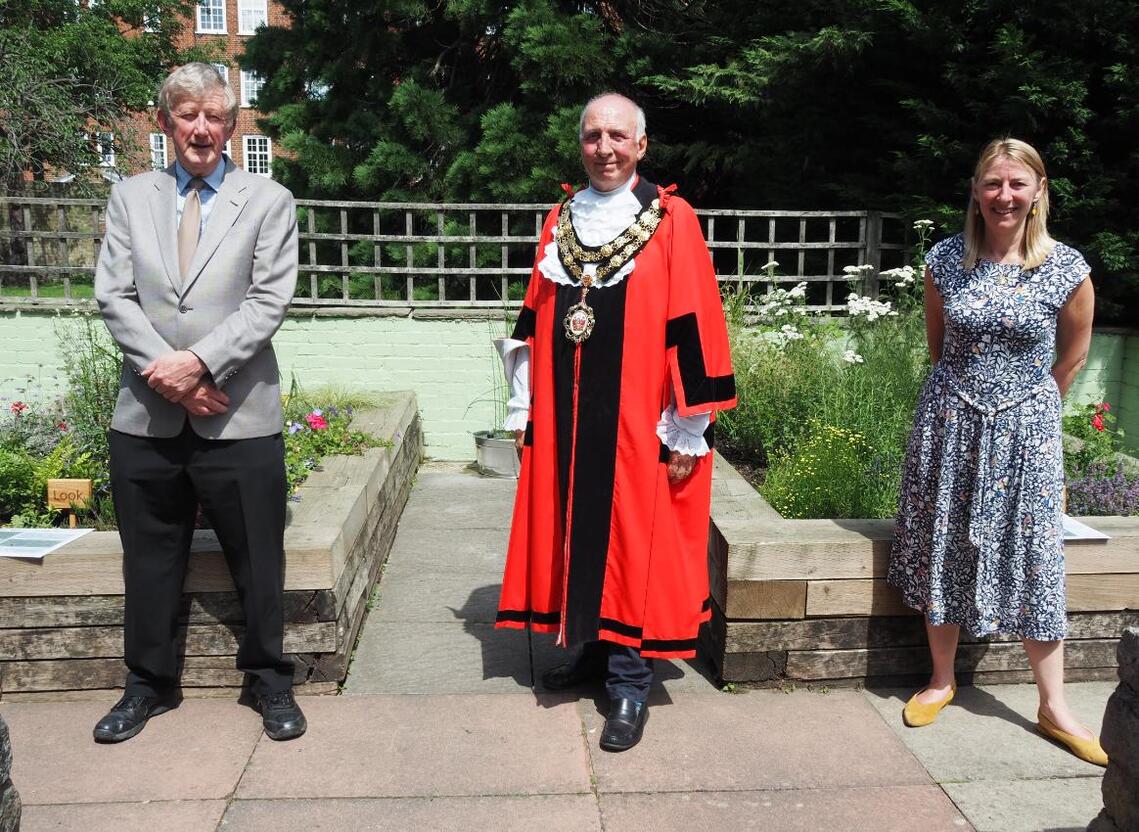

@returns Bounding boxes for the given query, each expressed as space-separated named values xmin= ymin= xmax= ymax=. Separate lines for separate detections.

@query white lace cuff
xmin=495 ymin=338 xmax=530 ymax=430
xmin=656 ymin=403 xmax=711 ymax=456
xmin=503 ymin=407 xmax=528 ymax=432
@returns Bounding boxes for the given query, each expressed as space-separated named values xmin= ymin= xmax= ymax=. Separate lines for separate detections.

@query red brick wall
xmin=117 ymin=0 xmax=288 ymax=177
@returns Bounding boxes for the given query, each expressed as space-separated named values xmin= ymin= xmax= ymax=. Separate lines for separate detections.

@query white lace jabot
xmin=537 ymin=175 xmax=643 ymax=288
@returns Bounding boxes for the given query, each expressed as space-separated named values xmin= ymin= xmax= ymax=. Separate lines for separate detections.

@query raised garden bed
xmin=701 ymin=452 xmax=1139 ymax=686
xmin=0 ymin=391 xmax=422 ymax=701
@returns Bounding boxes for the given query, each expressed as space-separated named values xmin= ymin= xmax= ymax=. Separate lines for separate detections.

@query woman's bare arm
xmin=924 ymin=267 xmax=945 ymax=365
xmin=1053 ymin=276 xmax=1095 ymax=399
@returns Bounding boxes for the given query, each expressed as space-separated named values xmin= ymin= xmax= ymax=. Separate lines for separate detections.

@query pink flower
xmin=1091 ymin=414 xmax=1105 ymax=432
xmin=305 ymin=413 xmax=328 ymax=431
xmin=57 ymin=421 xmax=68 ymax=432
xmin=10 ymin=401 xmax=27 ymax=415
xmin=1101 ymin=402 xmax=1111 ymax=412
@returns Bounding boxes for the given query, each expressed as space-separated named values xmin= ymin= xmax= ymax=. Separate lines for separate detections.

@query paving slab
xmin=1 ymin=700 xmax=261 ymax=804
xmin=219 ymin=795 xmax=602 ymax=831
xmin=343 ymin=622 xmax=565 ymax=694
xmin=388 ymin=466 xmax=513 ymax=506
xmin=379 ymin=527 xmax=508 ymax=578
xmin=22 ymin=800 xmax=226 ymax=832
xmin=393 ymin=472 xmax=516 ymax=531
xmin=583 ymin=690 xmax=932 ymax=794
xmin=598 ymin=786 xmax=969 ymax=831
xmin=863 ymin=683 xmax=1113 ymax=781
xmin=942 ymin=777 xmax=1104 ymax=832
xmin=370 ymin=573 xmax=505 ymax=623
xmin=236 ymin=694 xmax=590 ymax=799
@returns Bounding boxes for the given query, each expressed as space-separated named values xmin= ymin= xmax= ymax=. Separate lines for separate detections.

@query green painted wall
xmin=1066 ymin=329 xmax=1139 ymax=451
xmin=2 ymin=309 xmax=1137 ymax=457
xmin=0 ymin=308 xmax=506 ymax=460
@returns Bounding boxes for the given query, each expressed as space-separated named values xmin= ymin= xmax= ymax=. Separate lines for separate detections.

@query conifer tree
xmin=243 ymin=0 xmax=1138 ymax=320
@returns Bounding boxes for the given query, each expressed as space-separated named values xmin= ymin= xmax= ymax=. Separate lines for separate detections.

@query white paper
xmin=1062 ymin=515 xmax=1111 ymax=542
xmin=0 ymin=528 xmax=93 ymax=560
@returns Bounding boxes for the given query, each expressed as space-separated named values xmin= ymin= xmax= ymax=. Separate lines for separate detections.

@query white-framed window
xmin=196 ymin=0 xmax=226 ymax=33
xmin=212 ymin=63 xmax=229 ymax=84
xmin=238 ymin=0 xmax=268 ymax=34
xmin=243 ymin=135 xmax=272 ymax=176
xmin=95 ymin=132 xmax=115 ymax=167
xmin=240 ymin=71 xmax=264 ymax=108
xmin=149 ymin=133 xmax=168 ymax=170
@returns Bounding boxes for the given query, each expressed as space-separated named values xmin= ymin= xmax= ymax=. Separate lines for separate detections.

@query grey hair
xmin=579 ymin=93 xmax=646 ymax=140
xmin=157 ymin=63 xmax=239 ymax=128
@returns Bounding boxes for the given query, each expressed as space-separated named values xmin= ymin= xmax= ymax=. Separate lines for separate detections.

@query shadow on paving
xmin=865 ymin=683 xmax=1036 ymax=733
xmin=450 ymin=582 xmax=717 ymax=704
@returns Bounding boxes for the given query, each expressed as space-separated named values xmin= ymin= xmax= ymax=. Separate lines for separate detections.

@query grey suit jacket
xmin=95 ymin=159 xmax=298 ymax=440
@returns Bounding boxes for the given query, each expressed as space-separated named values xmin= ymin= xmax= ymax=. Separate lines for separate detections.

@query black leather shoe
xmin=599 ymin=698 xmax=648 ymax=752
xmin=258 ymin=689 xmax=307 ymax=741
xmin=93 ymin=693 xmax=179 ymax=743
xmin=540 ymin=656 xmax=605 ymax=691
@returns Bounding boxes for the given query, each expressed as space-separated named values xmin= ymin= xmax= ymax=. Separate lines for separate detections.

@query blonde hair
xmin=963 ymin=137 xmax=1054 ymax=271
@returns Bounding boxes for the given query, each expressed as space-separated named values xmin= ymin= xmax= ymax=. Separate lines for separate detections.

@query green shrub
xmin=1062 ymin=400 xmax=1123 ymax=478
xmin=0 ymin=448 xmax=36 ymax=520
xmin=761 ymin=422 xmax=899 ymax=519
xmin=58 ymin=316 xmax=121 ymax=467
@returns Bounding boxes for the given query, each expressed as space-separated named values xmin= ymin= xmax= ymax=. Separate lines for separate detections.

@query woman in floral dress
xmin=888 ymin=138 xmax=1105 ymax=765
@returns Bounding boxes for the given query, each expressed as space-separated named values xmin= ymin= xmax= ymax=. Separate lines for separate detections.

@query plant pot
xmin=473 ymin=430 xmax=520 ymax=478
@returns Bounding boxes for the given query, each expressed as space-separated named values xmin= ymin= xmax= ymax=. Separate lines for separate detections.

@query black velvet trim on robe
xmin=665 ymin=312 xmax=737 ymax=406
xmin=548 ymin=176 xmax=660 ymax=648
xmin=553 ymin=277 xmax=627 ymax=647
xmin=496 ymin=609 xmax=560 ymax=626
xmin=511 ymin=305 xmax=537 ymax=342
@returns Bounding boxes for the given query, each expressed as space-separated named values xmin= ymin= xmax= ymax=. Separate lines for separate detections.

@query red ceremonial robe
xmin=495 ymin=178 xmax=737 ymax=659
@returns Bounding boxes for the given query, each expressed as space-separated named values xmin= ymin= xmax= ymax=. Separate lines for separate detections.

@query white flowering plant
xmin=717 ymin=218 xmax=939 ymax=519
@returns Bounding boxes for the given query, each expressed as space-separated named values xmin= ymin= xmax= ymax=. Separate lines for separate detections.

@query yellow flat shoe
xmin=1036 ymin=712 xmax=1108 ymax=767
xmin=902 ymin=685 xmax=955 ymax=727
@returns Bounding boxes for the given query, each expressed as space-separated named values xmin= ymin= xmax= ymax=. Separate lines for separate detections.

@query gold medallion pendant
xmin=555 ymin=195 xmax=663 ymax=344
xmin=563 ymin=301 xmax=596 ymax=343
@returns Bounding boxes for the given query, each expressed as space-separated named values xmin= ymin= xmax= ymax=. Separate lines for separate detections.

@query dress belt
xmin=934 ymin=365 xmax=1056 ymax=611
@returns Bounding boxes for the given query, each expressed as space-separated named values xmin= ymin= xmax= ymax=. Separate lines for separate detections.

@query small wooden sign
xmin=47 ymin=479 xmax=92 ymax=510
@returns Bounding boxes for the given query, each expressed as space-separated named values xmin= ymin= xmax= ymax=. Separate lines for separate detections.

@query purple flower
xmin=287 ymin=421 xmax=304 ymax=434
xmin=1067 ymin=462 xmax=1139 ymax=516
xmin=311 ymin=408 xmax=323 ymax=417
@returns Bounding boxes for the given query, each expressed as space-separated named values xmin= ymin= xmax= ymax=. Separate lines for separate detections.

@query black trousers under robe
xmin=577 ymin=641 xmax=654 ymax=702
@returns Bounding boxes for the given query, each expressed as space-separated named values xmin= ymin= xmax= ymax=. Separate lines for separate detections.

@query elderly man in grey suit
xmin=93 ymin=63 xmax=305 ymax=742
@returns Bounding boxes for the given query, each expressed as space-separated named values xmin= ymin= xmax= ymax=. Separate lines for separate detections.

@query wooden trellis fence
xmin=0 ymin=196 xmax=910 ymax=313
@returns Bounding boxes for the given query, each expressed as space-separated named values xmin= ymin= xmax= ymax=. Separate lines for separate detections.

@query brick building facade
xmin=112 ymin=0 xmax=288 ymax=178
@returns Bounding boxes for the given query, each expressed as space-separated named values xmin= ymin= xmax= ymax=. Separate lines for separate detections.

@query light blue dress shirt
xmin=174 ymin=156 xmax=227 ymax=236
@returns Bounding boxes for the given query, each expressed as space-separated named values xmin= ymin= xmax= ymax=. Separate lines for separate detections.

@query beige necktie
xmin=177 ymin=178 xmax=206 ymax=279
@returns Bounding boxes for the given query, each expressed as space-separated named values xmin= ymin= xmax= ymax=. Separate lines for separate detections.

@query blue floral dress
xmin=889 ymin=233 xmax=1090 ymax=640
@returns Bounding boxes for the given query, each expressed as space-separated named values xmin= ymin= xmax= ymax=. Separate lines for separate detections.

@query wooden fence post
xmin=864 ymin=210 xmax=883 ymax=298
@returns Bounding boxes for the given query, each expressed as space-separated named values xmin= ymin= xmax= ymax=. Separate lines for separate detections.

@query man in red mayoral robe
xmin=495 ymin=93 xmax=736 ymax=752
